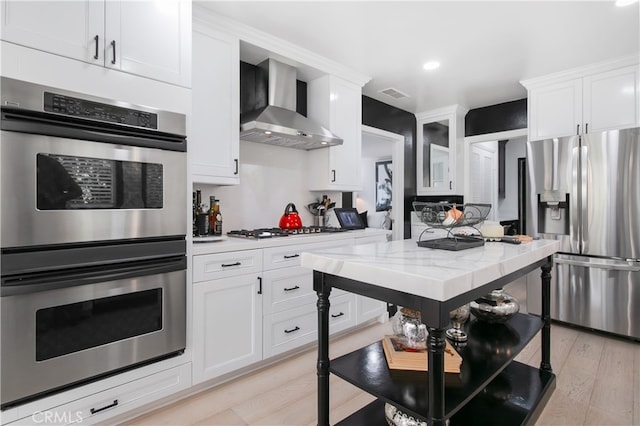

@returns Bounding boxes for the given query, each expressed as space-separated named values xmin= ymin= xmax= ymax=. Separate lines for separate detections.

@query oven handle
xmin=1 ymin=256 xmax=186 ymax=297
xmin=1 ymin=109 xmax=186 ymax=152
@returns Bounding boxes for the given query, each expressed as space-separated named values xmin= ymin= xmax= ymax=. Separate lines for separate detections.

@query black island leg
xmin=315 ymin=271 xmax=331 ymax=426
xmin=426 ymin=327 xmax=447 ymax=426
xmin=540 ymin=256 xmax=553 ymax=373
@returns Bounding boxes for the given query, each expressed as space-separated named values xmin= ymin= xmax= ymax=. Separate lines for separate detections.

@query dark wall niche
xmin=240 ymin=60 xmax=307 ymax=116
xmin=464 ymin=98 xmax=527 ymax=137
xmin=361 ymin=96 xmax=416 ymax=239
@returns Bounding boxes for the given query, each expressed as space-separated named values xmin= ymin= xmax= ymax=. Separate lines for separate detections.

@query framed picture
xmin=376 ymin=160 xmax=392 ymax=212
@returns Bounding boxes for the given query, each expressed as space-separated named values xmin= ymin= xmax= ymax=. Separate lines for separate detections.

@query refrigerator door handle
xmin=571 ymin=145 xmax=580 ymax=252
xmin=555 ymin=257 xmax=640 ymax=272
xmin=580 ymin=145 xmax=589 ymax=253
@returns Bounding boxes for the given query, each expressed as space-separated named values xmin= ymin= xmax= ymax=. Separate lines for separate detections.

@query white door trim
xmin=463 ymin=128 xmax=527 ymax=203
xmin=361 ymin=125 xmax=405 ymax=241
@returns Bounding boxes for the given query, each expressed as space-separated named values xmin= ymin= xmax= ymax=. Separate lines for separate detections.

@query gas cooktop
xmin=227 ymin=227 xmax=348 ymax=239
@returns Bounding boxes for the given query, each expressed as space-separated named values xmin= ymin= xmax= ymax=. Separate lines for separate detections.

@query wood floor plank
xmin=635 ymin=343 xmax=640 ymax=426
xmin=534 ymin=388 xmax=589 ymax=425
xmin=554 ymin=331 xmax=603 ymax=405
xmin=588 ymin=337 xmax=635 ymax=424
xmin=121 ymin=322 xmax=639 ymax=426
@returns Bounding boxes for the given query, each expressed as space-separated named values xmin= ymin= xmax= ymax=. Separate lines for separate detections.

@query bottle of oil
xmin=208 ymin=196 xmax=216 ymax=235
xmin=213 ymin=199 xmax=223 ymax=236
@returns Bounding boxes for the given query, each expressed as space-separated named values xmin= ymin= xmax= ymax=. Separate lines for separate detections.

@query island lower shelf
xmin=336 ymin=362 xmax=555 ymax=425
xmin=330 ymin=313 xmax=555 ymax=424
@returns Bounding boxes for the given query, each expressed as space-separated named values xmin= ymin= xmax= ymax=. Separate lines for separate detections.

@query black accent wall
xmin=464 ymin=98 xmax=527 ymax=137
xmin=362 ymin=96 xmax=416 ymax=239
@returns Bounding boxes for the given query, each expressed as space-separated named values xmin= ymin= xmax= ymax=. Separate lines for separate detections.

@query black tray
xmin=416 ymin=236 xmax=484 ymax=251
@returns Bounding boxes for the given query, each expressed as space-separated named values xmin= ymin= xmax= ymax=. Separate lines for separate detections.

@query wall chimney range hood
xmin=240 ymin=59 xmax=343 ymax=150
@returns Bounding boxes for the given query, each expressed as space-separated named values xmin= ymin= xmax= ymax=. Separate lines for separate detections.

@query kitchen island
xmin=301 ymin=238 xmax=560 ymax=426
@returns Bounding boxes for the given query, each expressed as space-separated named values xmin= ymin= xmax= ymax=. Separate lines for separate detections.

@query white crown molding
xmin=193 ymin=4 xmax=371 ymax=87
xmin=415 ymin=104 xmax=469 ymax=120
xmin=520 ymin=53 xmax=640 ymax=89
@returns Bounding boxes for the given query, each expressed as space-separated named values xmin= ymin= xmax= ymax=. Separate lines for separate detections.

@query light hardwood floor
xmin=122 ymin=321 xmax=640 ymax=426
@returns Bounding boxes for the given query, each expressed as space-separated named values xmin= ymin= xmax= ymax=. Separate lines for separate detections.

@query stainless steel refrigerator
xmin=527 ymin=127 xmax=640 ymax=340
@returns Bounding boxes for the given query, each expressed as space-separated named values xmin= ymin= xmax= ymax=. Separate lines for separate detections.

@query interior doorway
xmin=464 ymin=128 xmax=528 ymax=227
xmin=357 ymin=125 xmax=405 ymax=241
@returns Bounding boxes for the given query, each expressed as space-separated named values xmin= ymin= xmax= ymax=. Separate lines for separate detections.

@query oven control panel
xmin=44 ymin=92 xmax=158 ymax=129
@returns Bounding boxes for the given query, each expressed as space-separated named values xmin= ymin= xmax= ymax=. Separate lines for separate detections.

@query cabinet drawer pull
xmin=257 ymin=276 xmax=262 ymax=294
xmin=331 ymin=312 xmax=345 ymax=318
xmin=331 ymin=169 xmax=336 ymax=182
xmin=283 ymin=285 xmax=300 ymax=292
xmin=234 ymin=159 xmax=239 ymax=175
xmin=110 ymin=40 xmax=117 ymax=64
xmin=284 ymin=326 xmax=300 ymax=334
xmin=93 ymin=35 xmax=99 ymax=59
xmin=221 ymin=262 xmax=241 ymax=268
xmin=283 ymin=254 xmax=300 ymax=259
xmin=585 ymin=123 xmax=589 ymax=134
xmin=90 ymin=399 xmax=118 ymax=415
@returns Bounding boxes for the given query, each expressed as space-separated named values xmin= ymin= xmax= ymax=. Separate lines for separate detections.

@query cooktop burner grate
xmin=227 ymin=227 xmax=348 ymax=239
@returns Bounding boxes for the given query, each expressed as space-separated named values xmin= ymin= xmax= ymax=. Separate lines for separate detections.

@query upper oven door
xmin=1 ymin=130 xmax=186 ymax=248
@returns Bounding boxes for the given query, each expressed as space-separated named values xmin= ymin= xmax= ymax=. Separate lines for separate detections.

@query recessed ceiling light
xmin=423 ymin=61 xmax=440 ymax=71
xmin=616 ymin=0 xmax=637 ymax=6
xmin=264 ymin=130 xmax=272 ymax=135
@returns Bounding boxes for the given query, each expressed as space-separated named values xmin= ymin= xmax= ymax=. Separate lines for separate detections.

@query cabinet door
xmin=104 ymin=0 xmax=191 ymax=87
xmin=529 ymin=79 xmax=582 ymax=140
xmin=328 ymin=78 xmax=362 ymax=190
xmin=192 ymin=275 xmax=262 ymax=383
xmin=356 ymin=296 xmax=386 ymax=325
xmin=1 ymin=0 xmax=103 ymax=64
xmin=583 ymin=65 xmax=639 ymax=134
xmin=308 ymin=75 xmax=362 ymax=191
xmin=191 ymin=26 xmax=240 ymax=185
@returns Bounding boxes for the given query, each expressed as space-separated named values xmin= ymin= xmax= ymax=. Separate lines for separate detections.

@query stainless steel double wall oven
xmin=0 ymin=78 xmax=187 ymax=408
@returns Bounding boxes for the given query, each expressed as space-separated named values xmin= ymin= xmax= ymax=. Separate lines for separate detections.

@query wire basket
xmin=412 ymin=202 xmax=491 ymax=229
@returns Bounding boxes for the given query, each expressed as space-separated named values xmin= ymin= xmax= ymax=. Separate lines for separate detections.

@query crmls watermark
xmin=31 ymin=410 xmax=84 ymax=424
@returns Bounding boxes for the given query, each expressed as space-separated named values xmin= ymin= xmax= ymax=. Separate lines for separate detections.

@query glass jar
xmin=391 ymin=307 xmax=427 ymax=349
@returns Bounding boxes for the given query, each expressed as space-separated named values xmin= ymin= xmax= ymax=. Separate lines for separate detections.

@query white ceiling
xmin=196 ymin=1 xmax=639 ymax=114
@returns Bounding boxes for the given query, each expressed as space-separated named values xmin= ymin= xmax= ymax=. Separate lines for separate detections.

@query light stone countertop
xmin=301 ymin=239 xmax=560 ymax=302
xmin=191 ymin=228 xmax=391 ymax=255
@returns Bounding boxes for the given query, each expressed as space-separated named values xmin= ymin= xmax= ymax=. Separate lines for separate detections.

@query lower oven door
xmin=0 ymin=267 xmax=186 ymax=408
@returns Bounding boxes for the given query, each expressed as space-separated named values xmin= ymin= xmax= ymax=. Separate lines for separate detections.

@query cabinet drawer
xmin=263 ymin=304 xmax=317 ymax=358
xmin=329 ymin=293 xmax=356 ymax=334
xmin=263 ymin=245 xmax=306 ymax=270
xmin=193 ymin=249 xmax=262 ymax=282
xmin=11 ymin=363 xmax=191 ymax=425
xmin=262 ymin=266 xmax=315 ymax=315
xmin=263 ymin=239 xmax=352 ymax=271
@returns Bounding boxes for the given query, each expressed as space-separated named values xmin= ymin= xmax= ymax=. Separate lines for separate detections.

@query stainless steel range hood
xmin=240 ymin=59 xmax=343 ymax=150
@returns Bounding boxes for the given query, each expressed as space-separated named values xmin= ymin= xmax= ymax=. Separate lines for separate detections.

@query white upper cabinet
xmin=307 ymin=75 xmax=362 ymax=191
xmin=415 ymin=105 xmax=466 ymax=195
xmin=191 ymin=24 xmax=240 ymax=185
xmin=524 ymin=58 xmax=639 ymax=140
xmin=1 ymin=0 xmax=191 ymax=87
xmin=583 ymin=66 xmax=639 ymax=134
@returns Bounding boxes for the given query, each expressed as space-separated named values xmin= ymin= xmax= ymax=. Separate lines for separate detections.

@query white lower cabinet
xmin=263 ymin=303 xmax=317 ymax=358
xmin=192 ymin=249 xmax=263 ymax=384
xmin=6 ymin=364 xmax=191 ymax=426
xmin=191 ymin=233 xmax=390 ymax=383
xmin=192 ymin=274 xmax=263 ymax=383
xmin=356 ymin=295 xmax=386 ymax=325
xmin=328 ymin=293 xmax=357 ymax=333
